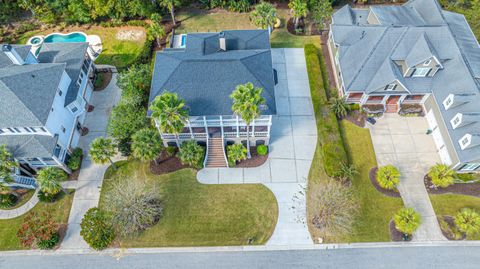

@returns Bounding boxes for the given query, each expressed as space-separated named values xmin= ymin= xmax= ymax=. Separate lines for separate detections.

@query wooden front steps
xmin=386 ymin=104 xmax=399 ymax=113
xmin=206 ymin=137 xmax=227 ymax=168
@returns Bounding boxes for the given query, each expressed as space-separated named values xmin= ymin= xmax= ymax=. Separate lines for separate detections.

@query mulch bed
xmin=344 ymin=111 xmax=366 ymax=127
xmin=369 ymin=167 xmax=401 ymax=198
xmin=93 ymin=71 xmax=112 ymax=91
xmin=235 ymin=146 xmax=269 ymax=168
xmin=150 ymin=150 xmax=190 ymax=175
xmin=67 ymin=155 xmax=83 ymax=181
xmin=438 ymin=216 xmax=466 ymax=241
xmin=56 ymin=224 xmax=68 ymax=250
xmin=424 ymin=176 xmax=480 ymax=197
xmin=390 ymin=220 xmax=411 ymax=242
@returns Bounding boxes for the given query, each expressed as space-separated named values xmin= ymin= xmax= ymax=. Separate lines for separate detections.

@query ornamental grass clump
xmin=428 ymin=164 xmax=455 ymax=188
xmin=393 ymin=207 xmax=421 ymax=236
xmin=376 ymin=165 xmax=400 ymax=190
xmin=454 ymin=208 xmax=480 ymax=237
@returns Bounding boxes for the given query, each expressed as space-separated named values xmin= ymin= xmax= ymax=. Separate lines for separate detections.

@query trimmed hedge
xmin=304 ymin=44 xmax=348 ymax=177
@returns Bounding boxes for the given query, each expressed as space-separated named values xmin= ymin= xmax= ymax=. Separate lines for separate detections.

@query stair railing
xmin=203 ymin=133 xmax=209 ymax=168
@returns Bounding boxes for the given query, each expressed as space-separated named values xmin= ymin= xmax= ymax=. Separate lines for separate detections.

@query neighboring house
xmin=0 ymin=42 xmax=95 ymax=177
xmin=328 ymin=0 xmax=480 ymax=172
xmin=149 ymin=29 xmax=276 ymax=167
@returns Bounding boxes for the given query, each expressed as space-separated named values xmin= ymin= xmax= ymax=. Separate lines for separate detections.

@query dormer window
xmin=412 ymin=67 xmax=430 ymax=77
xmin=459 ymin=134 xmax=471 ymax=150
xmin=423 ymin=59 xmax=431 ymax=66
xmin=385 ymin=83 xmax=396 ymax=91
xmin=443 ymin=94 xmax=453 ymax=110
xmin=450 ymin=113 xmax=462 ymax=129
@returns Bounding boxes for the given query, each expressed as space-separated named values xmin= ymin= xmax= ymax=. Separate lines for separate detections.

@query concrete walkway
xmin=198 ymin=49 xmax=316 ymax=246
xmin=368 ymin=114 xmax=446 ymax=241
xmin=61 ymin=67 xmax=121 ymax=249
xmin=0 ymin=189 xmax=40 ymax=220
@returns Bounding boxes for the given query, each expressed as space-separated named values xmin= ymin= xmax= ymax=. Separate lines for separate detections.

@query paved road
xmin=1 ymin=245 xmax=480 ymax=268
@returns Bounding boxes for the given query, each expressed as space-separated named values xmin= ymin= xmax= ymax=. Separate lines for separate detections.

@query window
xmin=451 ymin=113 xmax=462 ymax=129
xmin=412 ymin=68 xmax=430 ymax=77
xmin=459 ymin=134 xmax=471 ymax=150
xmin=58 ymin=88 xmax=63 ymax=96
xmin=61 ymin=126 xmax=66 ymax=133
xmin=0 ymin=129 xmax=3 ymax=134
xmin=40 ymin=127 xmax=47 ymax=132
xmin=460 ymin=163 xmax=480 ymax=171
xmin=71 ymin=106 xmax=78 ymax=113
xmin=443 ymin=94 xmax=453 ymax=110
xmin=24 ymin=127 xmax=31 ymax=133
xmin=423 ymin=59 xmax=431 ymax=66
xmin=385 ymin=83 xmax=396 ymax=91
xmin=76 ymin=71 xmax=85 ymax=86
xmin=335 ymin=51 xmax=340 ymax=65
xmin=462 ymin=137 xmax=469 ymax=145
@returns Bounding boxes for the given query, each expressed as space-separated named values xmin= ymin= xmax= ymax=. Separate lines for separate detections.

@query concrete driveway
xmin=198 ymin=48 xmax=316 ymax=245
xmin=368 ymin=114 xmax=446 ymax=241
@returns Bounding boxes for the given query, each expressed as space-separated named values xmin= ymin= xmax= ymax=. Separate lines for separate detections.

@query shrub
xmin=228 ymin=0 xmax=251 ymax=12
xmin=166 ymin=146 xmax=177 ymax=157
xmin=454 ymin=208 xmax=480 ymax=237
xmin=37 ymin=167 xmax=66 ymax=196
xmin=37 ymin=191 xmax=61 ymax=203
xmin=330 ymin=96 xmax=349 ymax=118
xmin=311 ymin=179 xmax=358 ymax=239
xmin=81 ymin=207 xmax=115 ymax=250
xmin=177 ymin=140 xmax=205 ymax=169
xmin=393 ymin=208 xmax=421 ymax=235
xmin=67 ymin=148 xmax=83 ymax=171
xmin=131 ymin=128 xmax=163 ymax=163
xmin=349 ymin=103 xmax=361 ymax=111
xmin=17 ymin=211 xmax=59 ymax=249
xmin=455 ymin=173 xmax=477 ymax=182
xmin=428 ymin=164 xmax=455 ymax=188
xmin=0 ymin=193 xmax=17 ymax=209
xmin=335 ymin=162 xmax=358 ymax=183
xmin=104 ymin=179 xmax=162 ymax=237
xmin=227 ymin=144 xmax=247 ymax=166
xmin=376 ymin=165 xmax=400 ymax=190
xmin=256 ymin=145 xmax=268 ymax=156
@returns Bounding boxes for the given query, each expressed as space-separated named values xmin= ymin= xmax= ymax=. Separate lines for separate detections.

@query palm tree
xmin=428 ymin=164 xmax=455 ymax=188
xmin=376 ymin=165 xmax=400 ymax=190
xmin=149 ymin=13 xmax=166 ymax=46
xmin=394 ymin=207 xmax=421 ymax=236
xmin=0 ymin=145 xmax=17 ymax=194
xmin=227 ymin=144 xmax=247 ymax=166
xmin=330 ymin=96 xmax=349 ymax=118
xmin=149 ymin=91 xmax=189 ymax=147
xmin=250 ymin=2 xmax=277 ymax=30
xmin=159 ymin=0 xmax=181 ymax=26
xmin=455 ymin=208 xmax=480 ymax=237
xmin=288 ymin=0 xmax=308 ymax=30
xmin=177 ymin=140 xmax=205 ymax=169
xmin=89 ymin=137 xmax=117 ymax=169
xmin=37 ymin=167 xmax=66 ymax=196
xmin=131 ymin=128 xmax=163 ymax=164
xmin=230 ymin=82 xmax=266 ymax=159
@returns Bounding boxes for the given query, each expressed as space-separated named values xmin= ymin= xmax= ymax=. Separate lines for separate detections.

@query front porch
xmin=346 ymin=93 xmax=428 ymax=114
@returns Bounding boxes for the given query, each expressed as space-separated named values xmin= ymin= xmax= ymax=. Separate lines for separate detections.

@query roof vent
xmin=219 ymin=32 xmax=226 ymax=51
xmin=2 ymin=44 xmax=25 ymax=65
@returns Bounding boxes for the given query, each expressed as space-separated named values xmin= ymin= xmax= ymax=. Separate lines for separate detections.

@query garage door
xmin=426 ymin=109 xmax=452 ymax=165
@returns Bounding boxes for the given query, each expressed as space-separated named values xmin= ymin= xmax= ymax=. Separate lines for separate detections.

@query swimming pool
xmin=44 ymin=32 xmax=87 ymax=43
xmin=181 ymin=35 xmax=187 ymax=47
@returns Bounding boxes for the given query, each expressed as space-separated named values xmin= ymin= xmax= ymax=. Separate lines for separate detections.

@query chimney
xmin=2 ymin=44 xmax=25 ymax=65
xmin=219 ymin=32 xmax=226 ymax=51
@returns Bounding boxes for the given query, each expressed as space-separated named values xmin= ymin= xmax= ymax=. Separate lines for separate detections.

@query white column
xmin=220 ymin=116 xmax=224 ymax=138
xmin=252 ymin=119 xmax=255 ymax=138
xmin=399 ymin=94 xmax=407 ymax=104
xmin=236 ymin=115 xmax=240 ymax=138
xmin=360 ymin=94 xmax=368 ymax=105
xmin=187 ymin=119 xmax=194 ymax=139
xmin=203 ymin=116 xmax=208 ymax=138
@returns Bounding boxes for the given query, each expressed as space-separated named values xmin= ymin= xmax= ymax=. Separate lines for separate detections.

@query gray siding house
xmin=0 ymin=42 xmax=95 ymax=181
xmin=329 ymin=0 xmax=480 ymax=172
xmin=149 ymin=30 xmax=276 ymax=167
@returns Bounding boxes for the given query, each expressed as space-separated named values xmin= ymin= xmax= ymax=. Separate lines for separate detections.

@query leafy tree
xmin=89 ymin=137 xmax=117 ymax=169
xmin=394 ymin=207 xmax=421 ymax=235
xmin=0 ymin=0 xmax=23 ymax=24
xmin=117 ymin=64 xmax=152 ymax=106
xmin=177 ymin=140 xmax=205 ymax=169
xmin=19 ymin=0 xmax=56 ymax=23
xmin=36 ymin=167 xmax=66 ymax=197
xmin=289 ymin=0 xmax=308 ymax=30
xmin=80 ymin=207 xmax=115 ymax=250
xmin=149 ymin=13 xmax=166 ymax=46
xmin=65 ymin=0 xmax=92 ymax=23
xmin=230 ymin=82 xmax=266 ymax=159
xmin=311 ymin=0 xmax=333 ymax=32
xmin=0 ymin=144 xmax=17 ymax=193
xmin=312 ymin=179 xmax=358 ymax=239
xmin=104 ymin=179 xmax=162 ymax=237
xmin=150 ymin=91 xmax=189 ymax=146
xmin=330 ymin=96 xmax=349 ymax=118
xmin=159 ymin=0 xmax=181 ymax=26
xmin=17 ymin=211 xmax=59 ymax=249
xmin=227 ymin=144 xmax=247 ymax=166
xmin=454 ymin=208 xmax=480 ymax=237
xmin=108 ymin=103 xmax=147 ymax=144
xmin=131 ymin=128 xmax=163 ymax=164
xmin=376 ymin=165 xmax=400 ymax=190
xmin=428 ymin=164 xmax=455 ymax=188
xmin=250 ymin=1 xmax=277 ymax=30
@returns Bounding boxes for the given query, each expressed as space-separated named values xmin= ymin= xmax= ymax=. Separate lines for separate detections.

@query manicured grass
xmin=0 ymin=190 xmax=74 ymax=250
xmin=100 ymin=160 xmax=278 ymax=247
xmin=18 ymin=26 xmax=146 ymax=68
xmin=430 ymin=194 xmax=480 ymax=240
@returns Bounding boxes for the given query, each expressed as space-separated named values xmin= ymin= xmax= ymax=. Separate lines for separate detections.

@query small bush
xmin=335 ymin=163 xmax=358 ymax=183
xmin=394 ymin=207 xmax=421 ymax=235
xmin=166 ymin=146 xmax=177 ymax=157
xmin=0 ymin=193 xmax=18 ymax=209
xmin=227 ymin=144 xmax=247 ymax=166
xmin=454 ymin=208 xmax=480 ymax=237
xmin=455 ymin=173 xmax=477 ymax=182
xmin=17 ymin=211 xmax=59 ymax=249
xmin=256 ymin=145 xmax=268 ymax=156
xmin=37 ymin=191 xmax=61 ymax=203
xmin=67 ymin=148 xmax=83 ymax=171
xmin=177 ymin=140 xmax=205 ymax=169
xmin=428 ymin=164 xmax=455 ymax=188
xmin=376 ymin=165 xmax=400 ymax=190
xmin=81 ymin=207 xmax=115 ymax=250
xmin=349 ymin=103 xmax=361 ymax=111
xmin=37 ymin=233 xmax=59 ymax=250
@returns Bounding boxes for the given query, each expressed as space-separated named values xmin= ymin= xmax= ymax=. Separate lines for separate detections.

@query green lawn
xmin=18 ymin=26 xmax=146 ymax=68
xmin=430 ymin=194 xmax=480 ymax=240
xmin=0 ymin=190 xmax=74 ymax=251
xmin=100 ymin=160 xmax=278 ymax=247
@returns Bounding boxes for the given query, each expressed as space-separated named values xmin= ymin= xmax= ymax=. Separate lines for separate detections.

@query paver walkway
xmin=368 ymin=114 xmax=446 ymax=241
xmin=198 ymin=48 xmax=316 ymax=246
xmin=61 ymin=67 xmax=122 ymax=249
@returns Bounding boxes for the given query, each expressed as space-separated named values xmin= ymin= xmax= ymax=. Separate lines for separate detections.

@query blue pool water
xmin=44 ymin=33 xmax=86 ymax=43
xmin=181 ymin=35 xmax=186 ymax=47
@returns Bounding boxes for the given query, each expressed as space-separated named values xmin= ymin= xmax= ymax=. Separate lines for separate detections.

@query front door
xmin=386 ymin=95 xmax=401 ymax=113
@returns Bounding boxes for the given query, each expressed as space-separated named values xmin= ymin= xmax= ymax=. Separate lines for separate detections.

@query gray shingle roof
xmin=0 ymin=134 xmax=58 ymax=159
xmin=0 ymin=44 xmax=31 ymax=68
xmin=150 ymin=30 xmax=276 ymax=116
xmin=331 ymin=0 xmax=480 ymax=163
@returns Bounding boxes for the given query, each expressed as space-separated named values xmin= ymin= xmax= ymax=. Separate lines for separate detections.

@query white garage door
xmin=426 ymin=109 xmax=452 ymax=165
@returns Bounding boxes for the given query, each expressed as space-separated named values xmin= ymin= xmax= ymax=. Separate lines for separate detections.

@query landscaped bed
xmin=100 ymin=160 xmax=278 ymax=247
xmin=150 ymin=150 xmax=189 ymax=175
xmin=0 ymin=190 xmax=74 ymax=250
xmin=369 ymin=167 xmax=401 ymax=198
xmin=425 ymin=176 xmax=480 ymax=197
xmin=234 ymin=146 xmax=268 ymax=168
xmin=0 ymin=189 xmax=35 ymax=210
xmin=94 ymin=71 xmax=112 ymax=91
